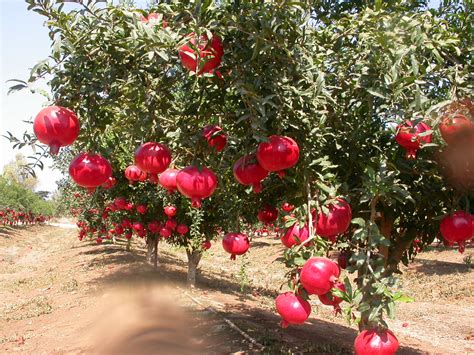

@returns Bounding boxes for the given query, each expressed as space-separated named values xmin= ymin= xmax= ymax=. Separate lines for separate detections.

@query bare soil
xmin=1 ymin=225 xmax=473 ymax=354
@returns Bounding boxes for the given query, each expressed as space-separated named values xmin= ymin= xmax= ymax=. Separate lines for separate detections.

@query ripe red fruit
xmin=314 ymin=199 xmax=352 ymax=242
xmin=281 ymin=202 xmax=294 ymax=212
xmin=125 ymin=232 xmax=133 ymax=240
xmin=222 ymin=232 xmax=250 ymax=260
xmin=134 ymin=142 xmax=172 ymax=184
xmin=101 ymin=176 xmax=116 ymax=189
xmin=176 ymin=224 xmax=189 ymax=236
xmin=354 ymin=329 xmax=399 ymax=355
xmin=233 ymin=154 xmax=269 ymax=193
xmin=114 ymin=197 xmax=128 ymax=210
xmin=281 ymin=223 xmax=310 ymax=248
xmin=69 ymin=152 xmax=112 ymax=193
xmin=136 ymin=204 xmax=148 ymax=215
xmin=121 ymin=218 xmax=132 ymax=229
xmin=148 ymin=221 xmax=162 ymax=234
xmin=125 ymin=165 xmax=146 ymax=184
xmin=159 ymin=227 xmax=172 ymax=239
xmin=178 ymin=33 xmax=223 ymax=75
xmin=318 ymin=281 xmax=346 ymax=313
xmin=337 ymin=251 xmax=349 ymax=269
xmin=440 ymin=113 xmax=474 ymax=145
xmin=202 ymin=240 xmax=212 ymax=250
xmin=164 ymin=205 xmax=177 ymax=217
xmin=124 ymin=202 xmax=134 ymax=211
xmin=300 ymin=257 xmax=340 ymax=295
xmin=256 ymin=136 xmax=300 ymax=178
xmin=159 ymin=168 xmax=179 ymax=193
xmin=440 ymin=211 xmax=473 ymax=252
xmin=395 ymin=120 xmax=432 ymax=159
xmin=202 ymin=125 xmax=227 ymax=152
xmin=257 ymin=205 xmax=278 ymax=225
xmin=165 ymin=218 xmax=177 ymax=231
xmin=132 ymin=222 xmax=145 ymax=233
xmin=275 ymin=292 xmax=311 ymax=328
xmin=33 ymin=106 xmax=80 ymax=155
xmin=176 ymin=166 xmax=218 ymax=208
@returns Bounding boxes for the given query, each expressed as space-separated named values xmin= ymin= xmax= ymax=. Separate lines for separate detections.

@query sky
xmin=0 ymin=0 xmax=441 ymax=193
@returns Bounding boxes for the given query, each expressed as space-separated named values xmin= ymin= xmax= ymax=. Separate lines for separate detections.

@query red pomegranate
xmin=165 ymin=218 xmax=177 ymax=231
xmin=202 ymin=240 xmax=212 ymax=250
xmin=257 ymin=205 xmax=278 ymax=225
xmin=69 ymin=152 xmax=112 ymax=192
xmin=203 ymin=125 xmax=227 ymax=152
xmin=281 ymin=202 xmax=294 ymax=212
xmin=159 ymin=227 xmax=172 ymax=239
xmin=33 ymin=106 xmax=80 ymax=155
xmin=233 ymin=154 xmax=269 ymax=193
xmin=136 ymin=204 xmax=148 ymax=215
xmin=132 ymin=222 xmax=145 ymax=233
xmin=101 ymin=176 xmax=116 ymax=189
xmin=314 ymin=199 xmax=352 ymax=242
xmin=125 ymin=165 xmax=146 ymax=183
xmin=318 ymin=281 xmax=345 ymax=313
xmin=148 ymin=221 xmax=162 ymax=234
xmin=222 ymin=232 xmax=250 ymax=260
xmin=395 ymin=120 xmax=432 ymax=159
xmin=440 ymin=211 xmax=473 ymax=252
xmin=256 ymin=136 xmax=300 ymax=178
xmin=114 ymin=197 xmax=128 ymax=210
xmin=134 ymin=142 xmax=172 ymax=184
xmin=176 ymin=166 xmax=218 ymax=208
xmin=354 ymin=329 xmax=399 ymax=355
xmin=164 ymin=205 xmax=177 ymax=217
xmin=177 ymin=224 xmax=189 ymax=236
xmin=440 ymin=113 xmax=474 ymax=145
xmin=178 ymin=33 xmax=223 ymax=75
xmin=159 ymin=168 xmax=179 ymax=193
xmin=300 ymin=257 xmax=340 ymax=295
xmin=281 ymin=223 xmax=310 ymax=248
xmin=275 ymin=292 xmax=311 ymax=328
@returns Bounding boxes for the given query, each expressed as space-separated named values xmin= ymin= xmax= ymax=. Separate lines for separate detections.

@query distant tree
xmin=2 ymin=154 xmax=38 ymax=191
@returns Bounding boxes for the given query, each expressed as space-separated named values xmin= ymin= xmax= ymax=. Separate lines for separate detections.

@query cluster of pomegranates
xmin=395 ymin=103 xmax=474 ymax=160
xmin=0 ymin=208 xmax=48 ymax=226
xmin=76 ymin=199 xmax=191 ymax=245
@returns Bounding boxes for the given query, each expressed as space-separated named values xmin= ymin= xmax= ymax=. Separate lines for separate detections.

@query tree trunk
xmin=186 ymin=249 xmax=202 ymax=287
xmin=146 ymin=237 xmax=159 ymax=268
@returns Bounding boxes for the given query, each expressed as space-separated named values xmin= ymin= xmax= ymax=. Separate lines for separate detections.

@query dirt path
xmin=0 ymin=225 xmax=473 ymax=354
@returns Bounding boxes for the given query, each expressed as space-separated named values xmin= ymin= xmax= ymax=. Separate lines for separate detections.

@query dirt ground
xmin=0 ymin=224 xmax=473 ymax=354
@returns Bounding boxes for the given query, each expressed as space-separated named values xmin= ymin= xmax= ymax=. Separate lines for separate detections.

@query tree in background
xmin=2 ymin=154 xmax=38 ymax=191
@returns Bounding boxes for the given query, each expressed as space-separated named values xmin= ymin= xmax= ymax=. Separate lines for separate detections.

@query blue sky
xmin=0 ymin=0 xmax=441 ymax=192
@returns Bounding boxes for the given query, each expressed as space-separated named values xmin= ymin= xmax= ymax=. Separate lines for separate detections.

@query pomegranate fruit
xmin=176 ymin=166 xmax=218 ymax=208
xmin=314 ymin=198 xmax=352 ymax=242
xmin=257 ymin=205 xmax=278 ymax=225
xmin=148 ymin=221 xmax=162 ymax=234
xmin=101 ymin=176 xmax=116 ymax=189
xmin=281 ymin=223 xmax=310 ymax=248
xmin=395 ymin=120 xmax=432 ymax=159
xmin=233 ymin=154 xmax=269 ymax=193
xmin=440 ymin=211 xmax=473 ymax=252
xmin=159 ymin=168 xmax=179 ymax=193
xmin=134 ymin=142 xmax=172 ymax=184
xmin=318 ymin=281 xmax=345 ymax=313
xmin=164 ymin=205 xmax=177 ymax=217
xmin=69 ymin=152 xmax=112 ymax=192
xmin=440 ymin=113 xmax=474 ymax=145
xmin=178 ymin=33 xmax=223 ymax=75
xmin=202 ymin=125 xmax=227 ymax=152
xmin=136 ymin=204 xmax=148 ymax=215
xmin=300 ymin=257 xmax=340 ymax=295
xmin=125 ymin=165 xmax=146 ymax=183
xmin=354 ymin=329 xmax=399 ymax=355
xmin=176 ymin=224 xmax=189 ymax=236
xmin=281 ymin=202 xmax=294 ymax=212
xmin=165 ymin=218 xmax=177 ymax=231
xmin=202 ymin=240 xmax=212 ymax=250
xmin=256 ymin=135 xmax=299 ymax=178
xmin=33 ymin=106 xmax=80 ymax=155
xmin=275 ymin=292 xmax=311 ymax=328
xmin=222 ymin=232 xmax=250 ymax=260
xmin=159 ymin=227 xmax=172 ymax=239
